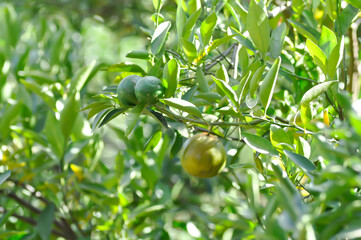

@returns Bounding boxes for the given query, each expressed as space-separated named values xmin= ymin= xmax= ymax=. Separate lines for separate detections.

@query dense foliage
xmin=1 ymin=0 xmax=361 ymax=239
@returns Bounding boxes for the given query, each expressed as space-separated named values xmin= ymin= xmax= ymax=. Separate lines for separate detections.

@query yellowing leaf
xmin=70 ymin=164 xmax=85 ymax=181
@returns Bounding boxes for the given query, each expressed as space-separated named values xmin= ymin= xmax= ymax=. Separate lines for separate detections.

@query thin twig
xmin=325 ymin=92 xmax=343 ymax=120
xmin=205 ymin=44 xmax=237 ymax=71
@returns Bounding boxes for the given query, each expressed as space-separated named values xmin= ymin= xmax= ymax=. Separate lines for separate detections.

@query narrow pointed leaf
xmin=98 ymin=108 xmax=128 ymax=128
xmin=319 ymin=26 xmax=337 ymax=58
xmin=284 ymin=150 xmax=316 ymax=177
xmin=151 ymin=21 xmax=171 ymax=55
xmin=0 ymin=170 xmax=11 ymax=186
xmin=181 ymin=38 xmax=197 ymax=63
xmin=288 ymin=19 xmax=320 ymax=43
xmin=182 ymin=8 xmax=202 ymax=40
xmin=270 ymin=22 xmax=287 ymax=58
xmin=249 ymin=65 xmax=266 ymax=96
xmin=242 ymin=133 xmax=279 ymax=157
xmin=196 ymin=67 xmax=210 ymax=93
xmin=176 ymin=0 xmax=187 ymax=38
xmin=200 ymin=12 xmax=217 ymax=46
xmin=35 ymin=203 xmax=55 ymax=240
xmin=163 ymin=59 xmax=180 ymax=98
xmin=345 ymin=0 xmax=361 ymax=9
xmin=230 ymin=27 xmax=256 ymax=52
xmin=126 ymin=50 xmax=151 ymax=60
xmin=306 ymin=39 xmax=327 ymax=74
xmin=328 ymin=37 xmax=344 ymax=79
xmin=125 ymin=104 xmax=144 ymax=136
xmin=300 ymin=81 xmax=337 ymax=105
xmin=162 ymin=98 xmax=203 ymax=118
xmin=259 ymin=57 xmax=281 ymax=113
xmin=246 ymin=0 xmax=270 ymax=54
xmin=212 ymin=76 xmax=239 ymax=108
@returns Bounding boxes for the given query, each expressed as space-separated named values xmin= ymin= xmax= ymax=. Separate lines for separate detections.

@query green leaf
xmin=162 ymin=98 xmax=203 ymax=118
xmin=238 ymin=46 xmax=249 ymax=75
xmin=300 ymin=81 xmax=337 ymax=105
xmin=259 ymin=57 xmax=281 ymax=113
xmin=78 ymin=181 xmax=111 ymax=196
xmin=151 ymin=21 xmax=171 ymax=55
xmin=270 ymin=125 xmax=292 ymax=151
xmin=325 ymin=0 xmax=337 ymax=20
xmin=284 ymin=150 xmax=316 ymax=177
xmin=212 ymin=76 xmax=239 ymax=108
xmin=236 ymin=72 xmax=252 ymax=103
xmin=224 ymin=1 xmax=241 ymax=28
xmin=87 ymin=103 xmax=113 ymax=120
xmin=23 ymin=70 xmax=56 ymax=83
xmin=230 ymin=27 xmax=256 ymax=52
xmin=35 ymin=203 xmax=55 ymax=240
xmin=152 ymin=0 xmax=165 ymax=10
xmin=44 ymin=112 xmax=64 ymax=158
xmin=60 ymin=91 xmax=80 ymax=140
xmin=0 ymin=170 xmax=11 ymax=186
xmin=196 ymin=67 xmax=210 ymax=93
xmin=292 ymin=0 xmax=306 ymax=16
xmin=195 ymin=92 xmax=221 ymax=103
xmin=181 ymin=38 xmax=197 ymax=63
xmin=92 ymin=109 xmax=112 ymax=132
xmin=125 ymin=104 xmax=145 ymax=136
xmin=345 ymin=0 xmax=361 ymax=9
xmin=106 ymin=62 xmax=146 ymax=75
xmin=246 ymin=0 xmax=270 ymax=54
xmin=288 ymin=19 xmax=320 ymax=43
xmin=0 ymin=206 xmax=18 ymax=227
xmin=144 ymin=131 xmax=162 ymax=152
xmin=200 ymin=12 xmax=217 ymax=46
xmin=271 ymin=162 xmax=298 ymax=195
xmin=126 ymin=50 xmax=151 ymax=60
xmin=2 ymin=5 xmax=20 ymax=48
xmin=306 ymin=39 xmax=327 ymax=75
xmin=249 ymin=65 xmax=266 ymax=96
xmin=98 ymin=108 xmax=128 ymax=128
xmin=242 ymin=133 xmax=279 ymax=157
xmin=20 ymin=80 xmax=56 ymax=111
xmin=328 ymin=37 xmax=344 ymax=79
xmin=176 ymin=0 xmax=187 ymax=38
xmin=270 ymin=22 xmax=287 ymax=58
xmin=319 ymin=26 xmax=337 ymax=58
xmin=182 ymin=8 xmax=202 ymax=40
xmin=336 ymin=4 xmax=359 ymax=36
xmin=163 ymin=59 xmax=180 ymax=98
xmin=69 ymin=60 xmax=96 ymax=93
xmin=0 ymin=101 xmax=22 ymax=139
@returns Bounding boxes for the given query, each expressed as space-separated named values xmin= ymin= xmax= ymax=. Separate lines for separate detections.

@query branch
xmin=205 ymin=44 xmax=237 ymax=71
xmin=1 ymin=191 xmax=77 ymax=240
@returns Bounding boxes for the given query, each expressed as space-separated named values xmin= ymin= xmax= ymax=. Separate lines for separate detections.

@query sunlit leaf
xmin=246 ymin=0 xmax=270 ymax=54
xmin=200 ymin=12 xmax=217 ymax=46
xmin=163 ymin=59 xmax=180 ymax=98
xmin=242 ymin=133 xmax=279 ymax=157
xmin=151 ymin=21 xmax=171 ymax=55
xmin=259 ymin=57 xmax=281 ymax=113
xmin=162 ymin=98 xmax=203 ymax=118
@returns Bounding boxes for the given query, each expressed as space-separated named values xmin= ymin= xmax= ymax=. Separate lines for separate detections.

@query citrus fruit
xmin=117 ymin=75 xmax=141 ymax=106
xmin=134 ymin=76 xmax=165 ymax=105
xmin=180 ymin=132 xmax=227 ymax=178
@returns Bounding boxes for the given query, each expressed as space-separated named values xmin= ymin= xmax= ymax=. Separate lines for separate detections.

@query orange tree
xmin=1 ymin=0 xmax=361 ymax=239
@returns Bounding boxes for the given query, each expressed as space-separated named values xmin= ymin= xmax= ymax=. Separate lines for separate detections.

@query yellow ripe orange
xmin=180 ymin=133 xmax=226 ymax=178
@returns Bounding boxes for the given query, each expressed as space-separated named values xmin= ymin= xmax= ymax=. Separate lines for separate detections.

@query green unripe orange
xmin=117 ymin=75 xmax=141 ymax=106
xmin=134 ymin=76 xmax=165 ymax=105
xmin=180 ymin=133 xmax=227 ymax=178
